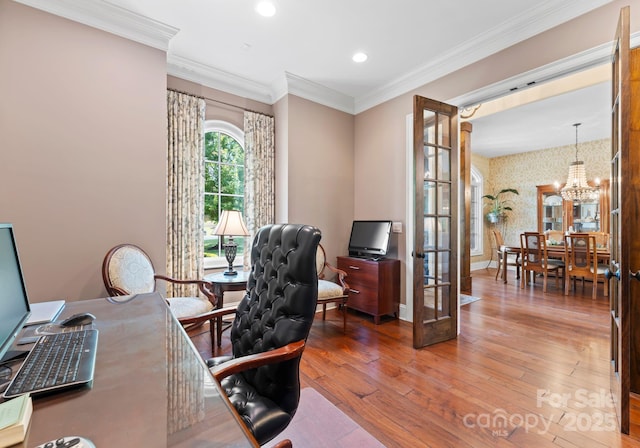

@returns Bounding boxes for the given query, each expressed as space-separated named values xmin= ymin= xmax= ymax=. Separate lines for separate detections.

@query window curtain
xmin=243 ymin=111 xmax=275 ymax=268
xmin=166 ymin=90 xmax=206 ymax=297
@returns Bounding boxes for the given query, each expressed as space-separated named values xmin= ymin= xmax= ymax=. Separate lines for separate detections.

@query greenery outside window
xmin=204 ymin=121 xmax=245 ymax=269
xmin=470 ymin=166 xmax=483 ymax=256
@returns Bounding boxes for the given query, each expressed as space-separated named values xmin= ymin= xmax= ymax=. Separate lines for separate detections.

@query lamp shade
xmin=213 ymin=210 xmax=249 ymax=237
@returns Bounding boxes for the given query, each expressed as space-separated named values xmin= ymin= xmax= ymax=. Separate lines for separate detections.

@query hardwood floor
xmin=189 ymin=268 xmax=640 ymax=447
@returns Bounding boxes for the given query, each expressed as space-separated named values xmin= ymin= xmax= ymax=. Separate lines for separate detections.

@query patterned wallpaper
xmin=472 ymin=138 xmax=610 ymax=260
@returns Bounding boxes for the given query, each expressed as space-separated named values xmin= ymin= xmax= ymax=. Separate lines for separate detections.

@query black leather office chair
xmin=206 ymin=223 xmax=321 ymax=446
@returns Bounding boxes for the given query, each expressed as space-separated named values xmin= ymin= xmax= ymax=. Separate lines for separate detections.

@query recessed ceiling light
xmin=352 ymin=52 xmax=368 ymax=63
xmin=256 ymin=1 xmax=276 ymax=17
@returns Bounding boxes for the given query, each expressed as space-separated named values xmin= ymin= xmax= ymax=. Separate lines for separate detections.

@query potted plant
xmin=482 ymin=188 xmax=519 ymax=223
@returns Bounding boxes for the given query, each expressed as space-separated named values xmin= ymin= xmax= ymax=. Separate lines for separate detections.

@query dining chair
xmin=493 ymin=229 xmax=520 ymax=283
xmin=564 ymin=233 xmax=608 ymax=299
xmin=520 ymin=232 xmax=564 ymax=292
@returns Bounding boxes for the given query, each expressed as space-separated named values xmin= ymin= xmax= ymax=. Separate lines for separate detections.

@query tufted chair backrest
xmin=230 ymin=224 xmax=321 ymax=418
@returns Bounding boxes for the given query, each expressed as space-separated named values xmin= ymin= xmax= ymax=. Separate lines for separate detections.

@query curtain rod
xmin=167 ymin=88 xmax=274 ymax=118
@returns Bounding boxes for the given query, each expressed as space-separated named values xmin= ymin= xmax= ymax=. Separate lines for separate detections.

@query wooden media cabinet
xmin=337 ymin=256 xmax=400 ymax=324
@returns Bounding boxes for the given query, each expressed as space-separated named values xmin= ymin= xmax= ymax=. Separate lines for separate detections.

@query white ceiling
xmin=17 ymin=0 xmax=618 ymax=156
xmin=469 ymin=81 xmax=611 ymax=158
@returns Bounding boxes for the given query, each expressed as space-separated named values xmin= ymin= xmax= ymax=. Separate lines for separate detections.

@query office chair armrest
xmin=210 ymin=340 xmax=306 ymax=382
xmin=322 ymin=263 xmax=350 ymax=290
xmin=177 ymin=305 xmax=238 ymax=326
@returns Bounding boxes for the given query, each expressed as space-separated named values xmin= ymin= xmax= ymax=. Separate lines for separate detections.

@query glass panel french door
xmin=413 ymin=96 xmax=458 ymax=348
xmin=610 ymin=5 xmax=630 ymax=434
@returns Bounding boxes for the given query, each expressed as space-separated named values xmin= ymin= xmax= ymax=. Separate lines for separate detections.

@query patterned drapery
xmin=243 ymin=111 xmax=275 ymax=268
xmin=167 ymin=90 xmax=206 ymax=297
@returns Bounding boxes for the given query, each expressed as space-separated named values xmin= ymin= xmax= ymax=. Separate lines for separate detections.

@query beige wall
xmin=167 ymin=75 xmax=273 ymax=129
xmin=0 ymin=1 xmax=167 ymax=302
xmin=274 ymin=96 xmax=289 ymax=224
xmin=280 ymin=95 xmax=355 ymax=267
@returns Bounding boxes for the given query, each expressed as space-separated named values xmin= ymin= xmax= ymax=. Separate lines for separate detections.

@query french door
xmin=412 ymin=95 xmax=458 ymax=348
xmin=609 ymin=5 xmax=640 ymax=435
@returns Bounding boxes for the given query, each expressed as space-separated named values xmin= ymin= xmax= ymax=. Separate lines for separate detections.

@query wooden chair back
xmin=520 ymin=232 xmax=562 ymax=292
xmin=565 ymin=234 xmax=597 ymax=274
xmin=589 ymin=232 xmax=609 ymax=250
xmin=545 ymin=230 xmax=564 ymax=245
xmin=564 ymin=233 xmax=600 ymax=299
xmin=521 ymin=232 xmax=546 ymax=271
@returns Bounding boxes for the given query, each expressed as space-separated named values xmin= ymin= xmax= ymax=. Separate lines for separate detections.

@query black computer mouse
xmin=59 ymin=312 xmax=96 ymax=327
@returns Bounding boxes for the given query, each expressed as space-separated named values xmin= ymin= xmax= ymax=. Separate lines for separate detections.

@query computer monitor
xmin=0 ymin=224 xmax=31 ymax=361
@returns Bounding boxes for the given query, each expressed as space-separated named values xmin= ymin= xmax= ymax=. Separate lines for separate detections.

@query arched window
xmin=204 ymin=121 xmax=245 ymax=269
xmin=470 ymin=166 xmax=483 ymax=256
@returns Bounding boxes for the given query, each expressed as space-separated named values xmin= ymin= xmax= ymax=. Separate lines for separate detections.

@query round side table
xmin=204 ymin=271 xmax=250 ymax=347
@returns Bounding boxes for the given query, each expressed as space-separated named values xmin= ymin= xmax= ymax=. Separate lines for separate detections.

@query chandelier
xmin=560 ymin=123 xmax=599 ymax=203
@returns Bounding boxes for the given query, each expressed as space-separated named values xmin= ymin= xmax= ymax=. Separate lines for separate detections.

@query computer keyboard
xmin=4 ymin=329 xmax=98 ymax=399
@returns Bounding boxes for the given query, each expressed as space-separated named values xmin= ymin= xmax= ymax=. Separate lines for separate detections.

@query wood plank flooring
xmin=188 ymin=268 xmax=640 ymax=447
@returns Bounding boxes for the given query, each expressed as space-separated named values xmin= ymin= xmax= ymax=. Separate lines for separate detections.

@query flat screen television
xmin=0 ymin=223 xmax=31 ymax=362
xmin=348 ymin=220 xmax=392 ymax=259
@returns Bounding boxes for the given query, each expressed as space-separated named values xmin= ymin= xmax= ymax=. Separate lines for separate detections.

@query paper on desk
xmin=0 ymin=394 xmax=29 ymax=431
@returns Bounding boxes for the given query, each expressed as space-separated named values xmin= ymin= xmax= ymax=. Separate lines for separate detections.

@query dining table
xmin=499 ymin=243 xmax=611 ymax=284
xmin=545 ymin=244 xmax=611 ymax=263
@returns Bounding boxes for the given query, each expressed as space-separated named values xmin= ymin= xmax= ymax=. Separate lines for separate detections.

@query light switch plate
xmin=392 ymin=221 xmax=402 ymax=233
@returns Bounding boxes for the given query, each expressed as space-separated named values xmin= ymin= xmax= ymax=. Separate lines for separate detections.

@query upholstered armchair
xmin=316 ymin=244 xmax=349 ymax=331
xmin=206 ymin=223 xmax=321 ymax=446
xmin=102 ymin=244 xmax=218 ymax=349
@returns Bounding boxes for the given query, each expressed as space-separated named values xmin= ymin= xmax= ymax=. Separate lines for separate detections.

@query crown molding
xmin=272 ymin=73 xmax=355 ymax=114
xmin=449 ymin=30 xmax=640 ymax=109
xmin=16 ymin=0 xmax=618 ymax=115
xmin=167 ymin=55 xmax=274 ymax=105
xmin=353 ymin=0 xmax=613 ymax=113
xmin=13 ymin=0 xmax=178 ymax=51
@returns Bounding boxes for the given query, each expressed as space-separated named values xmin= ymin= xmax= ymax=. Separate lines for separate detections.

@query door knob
xmin=631 ymin=271 xmax=640 ymax=281
xmin=412 ymin=251 xmax=425 ymax=259
xmin=605 ymin=262 xmax=620 ymax=281
xmin=605 ymin=269 xmax=620 ymax=280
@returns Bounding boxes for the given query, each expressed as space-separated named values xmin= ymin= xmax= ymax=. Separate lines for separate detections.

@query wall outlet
xmin=392 ymin=221 xmax=403 ymax=233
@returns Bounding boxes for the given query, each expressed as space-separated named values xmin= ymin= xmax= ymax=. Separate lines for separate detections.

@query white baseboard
xmin=399 ymin=303 xmax=407 ymax=321
xmin=471 ymin=260 xmax=497 ymax=270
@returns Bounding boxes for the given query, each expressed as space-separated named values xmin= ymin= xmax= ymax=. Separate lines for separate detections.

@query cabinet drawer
xmin=346 ymin=284 xmax=376 ymax=312
xmin=337 ymin=256 xmax=399 ymax=324
xmin=344 ymin=274 xmax=372 ymax=291
xmin=338 ymin=261 xmax=378 ymax=283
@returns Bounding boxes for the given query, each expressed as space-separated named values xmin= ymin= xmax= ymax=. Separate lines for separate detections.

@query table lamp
xmin=213 ymin=210 xmax=250 ymax=276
